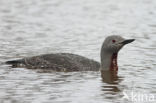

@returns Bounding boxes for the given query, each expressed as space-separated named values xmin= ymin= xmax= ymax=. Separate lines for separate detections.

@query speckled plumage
xmin=6 ymin=53 xmax=100 ymax=71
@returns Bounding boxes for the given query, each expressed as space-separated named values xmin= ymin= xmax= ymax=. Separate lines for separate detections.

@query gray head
xmin=102 ymin=35 xmax=135 ymax=53
xmin=101 ymin=35 xmax=135 ymax=71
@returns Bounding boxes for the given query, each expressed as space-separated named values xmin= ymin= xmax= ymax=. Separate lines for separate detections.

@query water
xmin=0 ymin=0 xmax=156 ymax=103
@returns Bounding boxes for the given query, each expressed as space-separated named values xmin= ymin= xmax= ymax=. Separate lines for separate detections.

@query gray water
xmin=0 ymin=0 xmax=156 ymax=103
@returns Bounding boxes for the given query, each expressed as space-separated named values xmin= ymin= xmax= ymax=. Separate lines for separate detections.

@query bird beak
xmin=121 ymin=39 xmax=135 ymax=45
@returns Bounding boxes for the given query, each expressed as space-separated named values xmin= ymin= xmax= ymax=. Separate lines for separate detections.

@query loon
xmin=5 ymin=35 xmax=135 ymax=72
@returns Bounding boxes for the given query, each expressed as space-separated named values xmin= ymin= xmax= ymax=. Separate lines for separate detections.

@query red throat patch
xmin=110 ymin=53 xmax=118 ymax=71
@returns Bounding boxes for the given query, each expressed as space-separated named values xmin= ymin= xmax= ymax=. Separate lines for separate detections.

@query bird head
xmin=102 ymin=35 xmax=135 ymax=53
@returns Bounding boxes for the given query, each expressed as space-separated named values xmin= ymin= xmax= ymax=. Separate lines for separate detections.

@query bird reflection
xmin=101 ymin=70 xmax=123 ymax=93
xmin=101 ymin=70 xmax=119 ymax=84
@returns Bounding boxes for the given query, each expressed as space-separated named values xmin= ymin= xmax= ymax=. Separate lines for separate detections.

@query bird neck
xmin=100 ymin=51 xmax=118 ymax=71
xmin=110 ymin=53 xmax=118 ymax=71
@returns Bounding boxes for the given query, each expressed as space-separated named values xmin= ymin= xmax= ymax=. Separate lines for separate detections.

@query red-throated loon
xmin=6 ymin=35 xmax=135 ymax=72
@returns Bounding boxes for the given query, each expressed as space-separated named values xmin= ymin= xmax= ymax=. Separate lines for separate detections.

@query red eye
xmin=112 ymin=40 xmax=116 ymax=43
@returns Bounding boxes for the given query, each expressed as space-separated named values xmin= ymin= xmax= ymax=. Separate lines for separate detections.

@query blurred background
xmin=0 ymin=0 xmax=156 ymax=103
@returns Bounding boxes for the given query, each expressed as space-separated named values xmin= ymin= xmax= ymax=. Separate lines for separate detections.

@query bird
xmin=5 ymin=35 xmax=135 ymax=72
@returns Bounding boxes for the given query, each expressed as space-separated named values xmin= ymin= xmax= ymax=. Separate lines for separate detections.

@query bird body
xmin=6 ymin=53 xmax=100 ymax=71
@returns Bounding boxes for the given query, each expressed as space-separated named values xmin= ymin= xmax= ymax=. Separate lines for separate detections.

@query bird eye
xmin=112 ymin=40 xmax=116 ymax=43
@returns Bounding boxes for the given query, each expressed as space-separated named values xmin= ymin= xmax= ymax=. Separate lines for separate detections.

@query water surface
xmin=0 ymin=0 xmax=156 ymax=103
